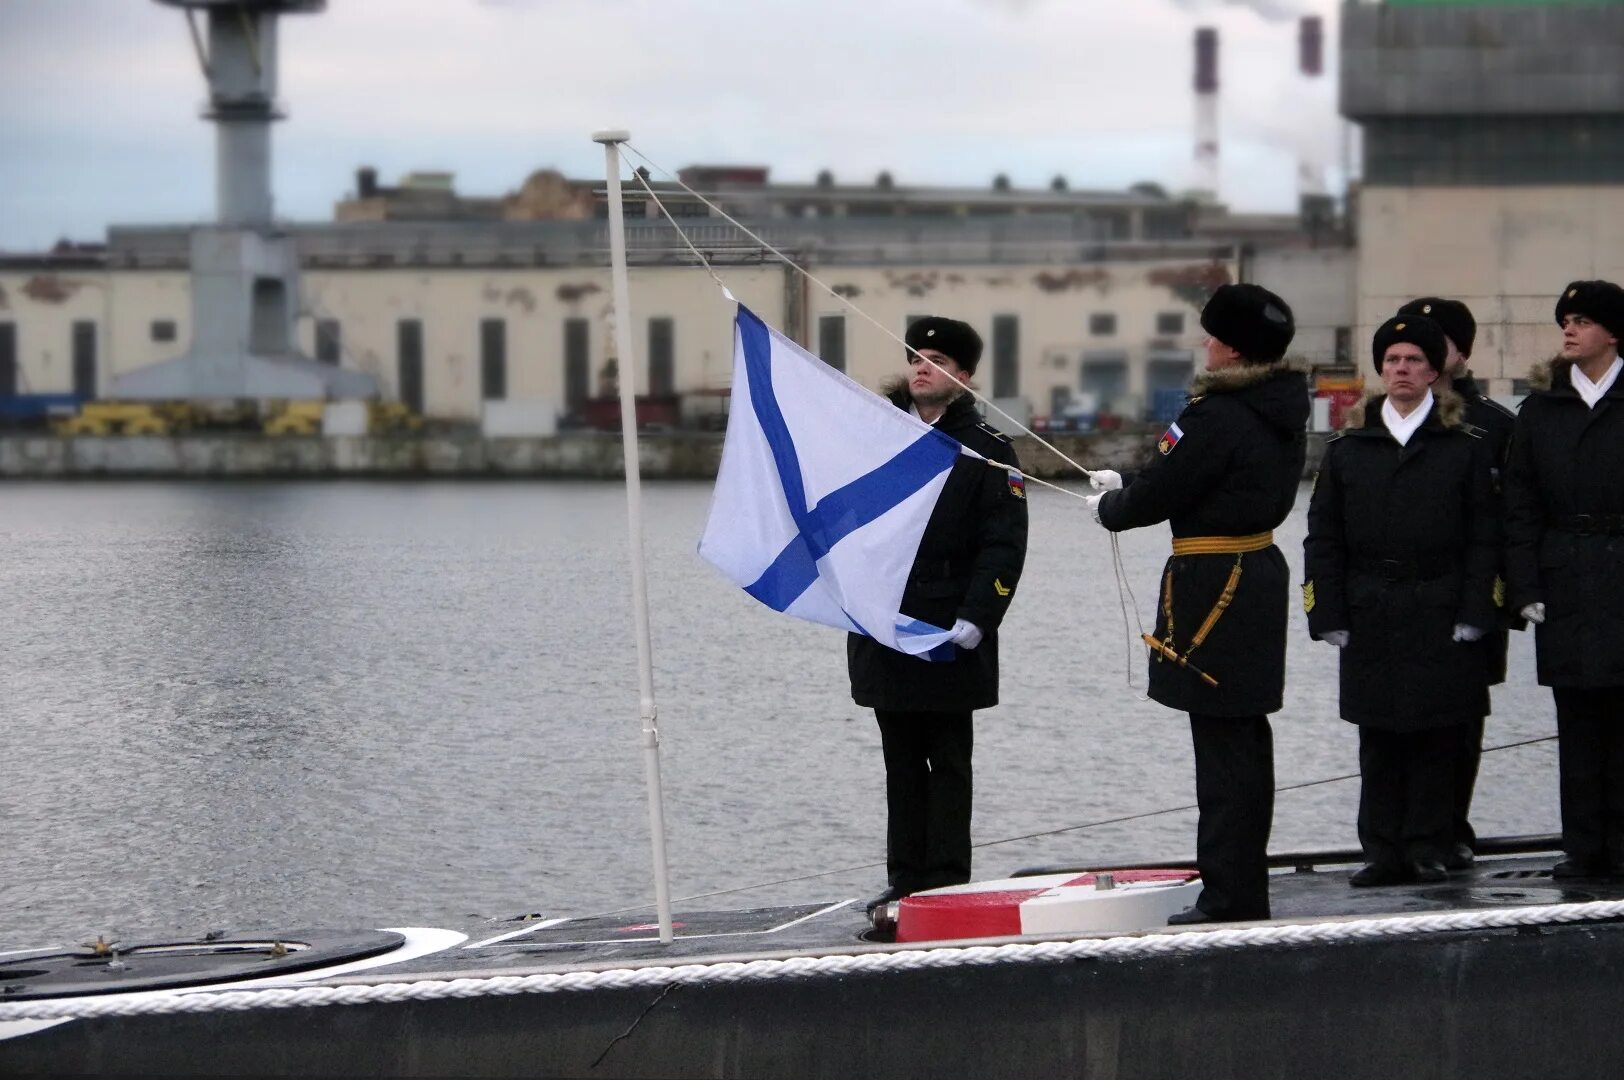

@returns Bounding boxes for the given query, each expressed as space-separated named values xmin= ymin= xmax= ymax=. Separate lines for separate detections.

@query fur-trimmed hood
xmin=1189 ymin=357 xmax=1310 ymax=437
xmin=880 ymin=375 xmax=918 ymax=403
xmin=1526 ymin=353 xmax=1624 ymax=397
xmin=1188 ymin=356 xmax=1302 ymax=398
xmin=879 ymin=376 xmax=980 ymax=430
xmin=1527 ymin=355 xmax=1568 ymax=393
xmin=1344 ymin=381 xmax=1465 ymax=432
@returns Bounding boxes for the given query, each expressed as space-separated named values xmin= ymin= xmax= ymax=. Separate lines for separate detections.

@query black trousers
xmin=1553 ymin=687 xmax=1624 ymax=865
xmin=1357 ymin=724 xmax=1465 ymax=868
xmin=1188 ymin=713 xmax=1275 ymax=920
xmin=875 ymin=709 xmax=973 ymax=894
xmin=1452 ymin=714 xmax=1485 ymax=849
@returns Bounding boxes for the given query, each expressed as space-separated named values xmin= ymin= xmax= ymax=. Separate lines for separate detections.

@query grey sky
xmin=0 ymin=0 xmax=1345 ymax=251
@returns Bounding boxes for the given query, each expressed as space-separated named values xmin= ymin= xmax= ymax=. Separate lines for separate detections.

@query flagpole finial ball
xmin=592 ymin=129 xmax=632 ymax=145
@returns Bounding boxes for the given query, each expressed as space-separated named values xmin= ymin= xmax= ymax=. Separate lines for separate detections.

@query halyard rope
xmin=622 ymin=145 xmax=1149 ymax=686
xmin=626 ymin=162 xmax=1086 ymax=504
xmin=621 ymin=143 xmax=1103 ymax=498
xmin=0 ymin=896 xmax=1615 ymax=1023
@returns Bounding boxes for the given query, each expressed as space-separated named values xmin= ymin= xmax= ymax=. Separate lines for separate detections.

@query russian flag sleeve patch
xmin=1157 ymin=422 xmax=1184 ymax=456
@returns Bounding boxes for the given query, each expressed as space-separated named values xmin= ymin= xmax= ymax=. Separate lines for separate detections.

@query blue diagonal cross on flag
xmin=699 ymin=306 xmax=974 ymax=658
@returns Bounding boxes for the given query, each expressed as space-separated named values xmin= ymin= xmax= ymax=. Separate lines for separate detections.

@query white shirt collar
xmin=1570 ymin=355 xmax=1623 ymax=409
xmin=909 ymin=402 xmax=943 ymax=427
xmin=1381 ymin=389 xmax=1434 ymax=447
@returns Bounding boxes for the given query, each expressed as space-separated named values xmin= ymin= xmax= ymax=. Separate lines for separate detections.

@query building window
xmin=992 ymin=315 xmax=1018 ymax=399
xmin=564 ymin=318 xmax=590 ymax=410
xmin=1155 ymin=312 xmax=1185 ymax=337
xmin=0 ymin=322 xmax=16 ymax=397
xmin=150 ymin=319 xmax=177 ymax=343
xmin=1089 ymin=313 xmax=1117 ymax=337
xmin=818 ymin=315 xmax=846 ymax=373
xmin=1334 ymin=326 xmax=1353 ymax=367
xmin=647 ymin=317 xmax=675 ymax=396
xmin=1049 ymin=385 xmax=1072 ymax=419
xmin=1081 ymin=352 xmax=1129 ymax=413
xmin=480 ymin=318 xmax=507 ymax=401
xmin=397 ymin=319 xmax=424 ymax=414
xmin=72 ymin=321 xmax=97 ymax=400
xmin=315 ymin=319 xmax=342 ymax=365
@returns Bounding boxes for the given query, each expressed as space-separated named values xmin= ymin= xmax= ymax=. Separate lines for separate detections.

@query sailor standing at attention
xmin=1504 ymin=280 xmax=1624 ymax=879
xmin=1394 ymin=297 xmax=1519 ymax=871
xmin=1303 ymin=316 xmax=1499 ymax=887
xmin=849 ymin=316 xmax=1029 ymax=915
xmin=1086 ymin=283 xmax=1308 ymax=925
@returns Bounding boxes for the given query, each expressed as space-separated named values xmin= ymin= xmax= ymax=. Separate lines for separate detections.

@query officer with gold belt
xmin=1086 ymin=284 xmax=1309 ymax=924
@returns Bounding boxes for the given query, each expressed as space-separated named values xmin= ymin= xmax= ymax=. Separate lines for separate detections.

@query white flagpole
xmin=592 ymin=129 xmax=674 ymax=945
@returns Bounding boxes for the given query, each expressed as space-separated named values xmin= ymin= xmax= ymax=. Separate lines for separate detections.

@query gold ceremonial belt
xmin=1170 ymin=531 xmax=1275 ymax=557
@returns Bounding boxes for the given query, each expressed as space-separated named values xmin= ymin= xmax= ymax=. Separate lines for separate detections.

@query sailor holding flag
xmin=698 ymin=308 xmax=1025 ymax=916
xmin=1086 ymin=284 xmax=1309 ymax=925
xmin=848 ymin=317 xmax=1029 ymax=913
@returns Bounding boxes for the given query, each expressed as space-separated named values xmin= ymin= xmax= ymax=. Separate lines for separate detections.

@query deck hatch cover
xmin=0 ymin=929 xmax=404 ymax=1001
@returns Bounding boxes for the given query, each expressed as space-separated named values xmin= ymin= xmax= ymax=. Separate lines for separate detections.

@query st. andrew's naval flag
xmin=699 ymin=306 xmax=973 ymax=658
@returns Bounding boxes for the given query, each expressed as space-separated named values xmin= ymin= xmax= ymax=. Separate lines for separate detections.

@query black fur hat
xmin=1372 ymin=314 xmax=1447 ymax=375
xmin=906 ymin=316 xmax=983 ymax=375
xmin=1199 ymin=284 xmax=1295 ymax=363
xmin=1555 ymin=280 xmax=1624 ymax=342
xmin=1397 ymin=297 xmax=1475 ymax=358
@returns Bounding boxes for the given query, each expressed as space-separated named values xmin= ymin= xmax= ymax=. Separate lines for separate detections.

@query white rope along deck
xmin=5 ymin=899 xmax=1621 ymax=1023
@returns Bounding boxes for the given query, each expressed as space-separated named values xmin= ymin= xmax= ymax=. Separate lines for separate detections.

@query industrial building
xmin=0 ymin=0 xmax=1355 ymax=433
xmin=12 ymin=2 xmax=1622 ymax=438
xmin=1342 ymin=0 xmax=1624 ymax=388
xmin=0 ymin=176 xmax=1352 ymax=427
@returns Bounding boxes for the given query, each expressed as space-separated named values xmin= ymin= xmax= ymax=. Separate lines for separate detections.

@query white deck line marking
xmin=477 ymin=928 xmax=782 ymax=941
xmin=479 ymin=900 xmax=860 ymax=950
xmin=764 ymin=898 xmax=859 ymax=933
xmin=464 ymin=918 xmax=571 ymax=950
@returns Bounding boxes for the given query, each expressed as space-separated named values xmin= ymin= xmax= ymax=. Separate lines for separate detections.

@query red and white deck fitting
xmin=895 ymin=870 xmax=1203 ymax=943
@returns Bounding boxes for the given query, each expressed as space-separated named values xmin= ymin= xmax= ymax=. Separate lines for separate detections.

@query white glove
xmin=1452 ymin=624 xmax=1485 ymax=643
xmin=949 ymin=618 xmax=983 ymax=650
xmin=1088 ymin=469 xmax=1123 ymax=492
xmin=1084 ymin=492 xmax=1105 ymax=524
xmin=1521 ymin=602 xmax=1546 ymax=625
xmin=1322 ymin=630 xmax=1350 ymax=649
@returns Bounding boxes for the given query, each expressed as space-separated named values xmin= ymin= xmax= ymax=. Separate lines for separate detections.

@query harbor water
xmin=0 ymin=480 xmax=1561 ymax=947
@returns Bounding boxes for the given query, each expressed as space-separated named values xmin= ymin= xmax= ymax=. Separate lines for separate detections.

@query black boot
xmin=1166 ymin=905 xmax=1217 ymax=926
xmin=1350 ymin=862 xmax=1409 ymax=887
xmin=865 ymin=885 xmax=909 ymax=915
xmin=1552 ymin=857 xmax=1608 ymax=879
xmin=1409 ymin=858 xmax=1448 ymax=883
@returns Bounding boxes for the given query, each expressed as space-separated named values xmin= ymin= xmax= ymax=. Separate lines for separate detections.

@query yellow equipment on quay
xmin=54 ymin=402 xmax=200 ymax=437
xmin=55 ymin=401 xmax=422 ymax=437
xmin=261 ymin=401 xmax=423 ymax=436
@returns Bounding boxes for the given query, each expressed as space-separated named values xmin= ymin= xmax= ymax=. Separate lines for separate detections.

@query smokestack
xmin=1193 ymin=27 xmax=1219 ymax=202
xmin=1296 ymin=15 xmax=1327 ymax=199
xmin=1298 ymin=15 xmax=1323 ymax=77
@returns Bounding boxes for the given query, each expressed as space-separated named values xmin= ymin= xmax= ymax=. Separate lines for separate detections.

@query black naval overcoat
xmin=1454 ymin=372 xmax=1520 ymax=685
xmin=1303 ymin=391 xmax=1500 ymax=731
xmin=847 ymin=390 xmax=1028 ymax=712
xmin=1504 ymin=357 xmax=1624 ymax=688
xmin=1097 ymin=361 xmax=1310 ymax=716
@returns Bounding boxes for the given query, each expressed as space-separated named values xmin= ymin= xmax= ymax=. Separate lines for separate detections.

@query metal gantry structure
xmin=112 ymin=1 xmax=377 ymax=402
